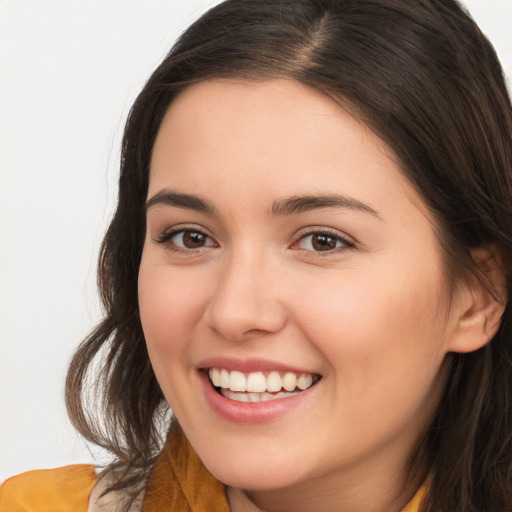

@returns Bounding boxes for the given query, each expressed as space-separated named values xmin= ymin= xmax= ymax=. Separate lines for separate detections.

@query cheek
xmin=292 ymin=264 xmax=449 ymax=386
xmin=289 ymin=266 xmax=450 ymax=451
xmin=138 ymin=260 xmax=209 ymax=361
xmin=137 ymin=259 xmax=216 ymax=418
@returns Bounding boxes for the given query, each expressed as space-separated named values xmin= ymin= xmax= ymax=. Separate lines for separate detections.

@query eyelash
xmin=154 ymin=227 xmax=217 ymax=254
xmin=292 ymin=228 xmax=355 ymax=255
xmin=154 ymin=227 xmax=355 ymax=255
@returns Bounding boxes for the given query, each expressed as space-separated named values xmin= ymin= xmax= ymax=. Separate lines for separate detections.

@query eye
xmin=155 ymin=229 xmax=217 ymax=251
xmin=174 ymin=230 xmax=214 ymax=249
xmin=295 ymin=231 xmax=353 ymax=252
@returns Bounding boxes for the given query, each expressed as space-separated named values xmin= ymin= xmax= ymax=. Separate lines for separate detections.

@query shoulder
xmin=0 ymin=464 xmax=97 ymax=512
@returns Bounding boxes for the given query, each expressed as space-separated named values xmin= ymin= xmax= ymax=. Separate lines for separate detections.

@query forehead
xmin=151 ymin=79 xmax=383 ymax=166
xmin=149 ymin=78 xmax=429 ymax=223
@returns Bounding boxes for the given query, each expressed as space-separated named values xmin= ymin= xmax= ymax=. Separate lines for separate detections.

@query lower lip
xmin=199 ymin=372 xmax=317 ymax=424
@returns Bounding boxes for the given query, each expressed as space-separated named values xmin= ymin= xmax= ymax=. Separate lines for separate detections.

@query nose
xmin=205 ymin=252 xmax=287 ymax=342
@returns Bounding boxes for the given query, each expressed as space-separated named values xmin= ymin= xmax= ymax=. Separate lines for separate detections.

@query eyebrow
xmin=145 ymin=189 xmax=380 ymax=219
xmin=145 ymin=190 xmax=217 ymax=215
xmin=269 ymin=194 xmax=381 ymax=218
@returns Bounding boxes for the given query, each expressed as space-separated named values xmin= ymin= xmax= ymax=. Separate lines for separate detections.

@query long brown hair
xmin=66 ymin=0 xmax=512 ymax=509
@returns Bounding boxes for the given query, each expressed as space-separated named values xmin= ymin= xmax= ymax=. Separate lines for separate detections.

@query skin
xmin=138 ymin=79 xmax=483 ymax=512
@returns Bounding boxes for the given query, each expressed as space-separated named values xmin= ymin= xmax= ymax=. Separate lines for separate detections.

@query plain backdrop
xmin=0 ymin=0 xmax=511 ymax=482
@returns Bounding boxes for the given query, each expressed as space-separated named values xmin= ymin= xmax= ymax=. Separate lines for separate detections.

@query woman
xmin=2 ymin=0 xmax=511 ymax=510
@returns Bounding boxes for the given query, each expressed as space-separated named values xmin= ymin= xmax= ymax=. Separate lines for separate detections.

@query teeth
xmin=230 ymin=371 xmax=246 ymax=392
xmin=282 ymin=372 xmax=297 ymax=392
xmin=222 ymin=389 xmax=301 ymax=402
xmin=266 ymin=371 xmax=282 ymax=392
xmin=210 ymin=368 xmax=220 ymax=387
xmin=297 ymin=373 xmax=313 ymax=390
xmin=208 ymin=368 xmax=317 ymax=395
xmin=246 ymin=372 xmax=266 ymax=392
xmin=220 ymin=369 xmax=230 ymax=388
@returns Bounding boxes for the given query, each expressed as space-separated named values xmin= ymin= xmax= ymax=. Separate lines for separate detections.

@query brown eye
xmin=297 ymin=232 xmax=351 ymax=252
xmin=311 ymin=234 xmax=337 ymax=251
xmin=170 ymin=230 xmax=215 ymax=249
xmin=182 ymin=231 xmax=206 ymax=248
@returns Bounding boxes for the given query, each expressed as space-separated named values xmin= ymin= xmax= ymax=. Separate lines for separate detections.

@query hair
xmin=66 ymin=0 xmax=512 ymax=510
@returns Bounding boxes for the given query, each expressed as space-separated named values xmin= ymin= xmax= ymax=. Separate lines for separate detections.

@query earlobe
xmin=448 ymin=247 xmax=507 ymax=354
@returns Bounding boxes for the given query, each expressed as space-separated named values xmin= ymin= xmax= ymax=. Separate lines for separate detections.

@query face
xmin=138 ymin=79 xmax=463 ymax=503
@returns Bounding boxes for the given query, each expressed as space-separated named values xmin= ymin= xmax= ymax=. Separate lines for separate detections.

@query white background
xmin=0 ymin=0 xmax=511 ymax=481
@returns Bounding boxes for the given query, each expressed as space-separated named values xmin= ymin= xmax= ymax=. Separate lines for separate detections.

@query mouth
xmin=206 ymin=367 xmax=322 ymax=403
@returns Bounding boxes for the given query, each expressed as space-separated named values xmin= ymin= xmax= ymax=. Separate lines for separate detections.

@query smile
xmin=208 ymin=368 xmax=320 ymax=403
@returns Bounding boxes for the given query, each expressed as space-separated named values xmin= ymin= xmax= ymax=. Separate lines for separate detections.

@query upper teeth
xmin=208 ymin=368 xmax=315 ymax=393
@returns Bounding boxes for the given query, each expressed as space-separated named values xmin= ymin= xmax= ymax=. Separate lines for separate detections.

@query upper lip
xmin=197 ymin=357 xmax=320 ymax=375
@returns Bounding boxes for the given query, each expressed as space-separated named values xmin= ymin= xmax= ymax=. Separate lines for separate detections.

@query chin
xmin=211 ymin=467 xmax=297 ymax=491
xmin=198 ymin=446 xmax=310 ymax=491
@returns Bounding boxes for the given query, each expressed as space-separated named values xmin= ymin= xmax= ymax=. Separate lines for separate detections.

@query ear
xmin=448 ymin=246 xmax=507 ymax=354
